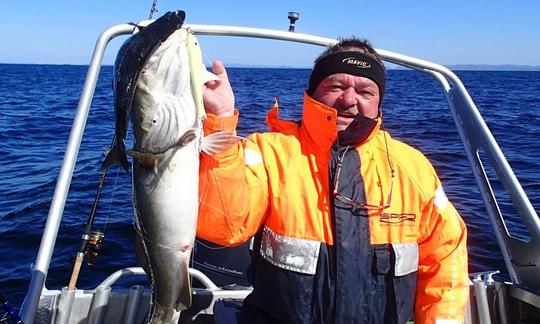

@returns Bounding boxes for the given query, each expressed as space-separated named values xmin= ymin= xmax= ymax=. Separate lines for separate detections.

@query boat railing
xmin=33 ymin=267 xmax=252 ymax=324
xmin=19 ymin=20 xmax=540 ymax=323
xmin=96 ymin=267 xmax=249 ymax=295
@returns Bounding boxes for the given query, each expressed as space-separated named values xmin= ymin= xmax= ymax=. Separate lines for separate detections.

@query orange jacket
xmin=198 ymin=93 xmax=469 ymax=323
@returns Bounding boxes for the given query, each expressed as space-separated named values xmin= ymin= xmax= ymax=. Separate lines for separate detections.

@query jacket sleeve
xmin=415 ymin=175 xmax=470 ymax=324
xmin=197 ymin=110 xmax=269 ymax=246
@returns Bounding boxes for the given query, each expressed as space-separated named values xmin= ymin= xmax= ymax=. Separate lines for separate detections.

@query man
xmin=198 ymin=37 xmax=469 ymax=324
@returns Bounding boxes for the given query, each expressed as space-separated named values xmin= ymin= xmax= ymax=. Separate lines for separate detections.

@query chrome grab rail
xmin=97 ymin=267 xmax=220 ymax=291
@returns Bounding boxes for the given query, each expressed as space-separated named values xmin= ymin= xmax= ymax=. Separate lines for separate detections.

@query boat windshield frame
xmin=18 ymin=21 xmax=540 ymax=324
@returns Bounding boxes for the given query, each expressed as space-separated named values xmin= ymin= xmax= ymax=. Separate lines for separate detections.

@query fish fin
xmin=101 ymin=143 xmax=129 ymax=171
xmin=176 ymin=129 xmax=197 ymax=148
xmin=153 ymin=303 xmax=181 ymax=323
xmin=126 ymin=150 xmax=158 ymax=169
xmin=201 ymin=131 xmax=245 ymax=156
xmin=204 ymin=69 xmax=220 ymax=82
xmin=127 ymin=130 xmax=196 ymax=171
xmin=175 ymin=261 xmax=192 ymax=311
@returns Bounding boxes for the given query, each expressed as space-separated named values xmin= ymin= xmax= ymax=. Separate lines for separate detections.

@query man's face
xmin=312 ymin=73 xmax=380 ymax=131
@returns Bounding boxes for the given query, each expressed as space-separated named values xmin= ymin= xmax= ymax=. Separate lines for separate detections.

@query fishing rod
xmin=66 ymin=1 xmax=158 ymax=289
xmin=67 ymin=169 xmax=107 ymax=291
xmin=148 ymin=0 xmax=159 ymax=20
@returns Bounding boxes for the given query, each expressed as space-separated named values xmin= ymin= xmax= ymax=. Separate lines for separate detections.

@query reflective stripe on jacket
xmin=197 ymin=93 xmax=469 ymax=324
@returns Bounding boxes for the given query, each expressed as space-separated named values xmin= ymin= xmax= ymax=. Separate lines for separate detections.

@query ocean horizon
xmin=1 ymin=62 xmax=540 ymax=71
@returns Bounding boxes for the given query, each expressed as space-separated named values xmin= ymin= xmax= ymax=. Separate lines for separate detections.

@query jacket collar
xmin=266 ymin=93 xmax=382 ymax=154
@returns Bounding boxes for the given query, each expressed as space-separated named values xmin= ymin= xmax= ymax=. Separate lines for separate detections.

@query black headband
xmin=308 ymin=51 xmax=385 ymax=101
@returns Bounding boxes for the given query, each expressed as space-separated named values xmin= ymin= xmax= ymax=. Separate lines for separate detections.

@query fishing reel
xmin=85 ymin=229 xmax=105 ymax=266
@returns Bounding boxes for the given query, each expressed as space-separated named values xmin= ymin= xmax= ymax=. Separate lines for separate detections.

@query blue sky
xmin=1 ymin=1 xmax=539 ymax=67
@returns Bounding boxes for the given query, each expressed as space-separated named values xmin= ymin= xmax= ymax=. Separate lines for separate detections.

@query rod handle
xmin=67 ymin=253 xmax=84 ymax=291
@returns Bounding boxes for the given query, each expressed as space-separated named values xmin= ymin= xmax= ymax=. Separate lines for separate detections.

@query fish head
xmin=102 ymin=11 xmax=185 ymax=171
xmin=112 ymin=11 xmax=186 ymax=132
xmin=131 ymin=29 xmax=198 ymax=153
xmin=135 ymin=29 xmax=191 ymax=104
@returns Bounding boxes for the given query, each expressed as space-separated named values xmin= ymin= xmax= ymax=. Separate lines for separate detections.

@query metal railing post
xmin=19 ymin=23 xmax=136 ymax=324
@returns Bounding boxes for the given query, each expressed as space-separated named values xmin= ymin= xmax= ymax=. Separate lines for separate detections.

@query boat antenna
xmin=288 ymin=11 xmax=299 ymax=32
xmin=148 ymin=0 xmax=159 ymax=20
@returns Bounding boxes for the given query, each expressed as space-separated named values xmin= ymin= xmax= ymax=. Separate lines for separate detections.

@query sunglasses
xmin=332 ymin=132 xmax=394 ymax=210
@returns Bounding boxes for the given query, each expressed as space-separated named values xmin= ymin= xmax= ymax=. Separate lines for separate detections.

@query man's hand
xmin=203 ymin=61 xmax=235 ymax=117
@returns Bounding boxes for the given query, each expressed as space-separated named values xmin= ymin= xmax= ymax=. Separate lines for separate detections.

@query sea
xmin=0 ymin=64 xmax=539 ymax=311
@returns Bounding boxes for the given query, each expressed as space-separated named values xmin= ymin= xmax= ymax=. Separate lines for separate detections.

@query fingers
xmin=204 ymin=61 xmax=227 ymax=89
xmin=204 ymin=79 xmax=217 ymax=89
xmin=212 ymin=60 xmax=229 ymax=80
xmin=203 ymin=60 xmax=235 ymax=117
xmin=212 ymin=60 xmax=225 ymax=74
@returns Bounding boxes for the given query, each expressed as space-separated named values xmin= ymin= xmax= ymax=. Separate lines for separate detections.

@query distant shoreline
xmin=1 ymin=62 xmax=540 ymax=71
xmin=437 ymin=64 xmax=540 ymax=72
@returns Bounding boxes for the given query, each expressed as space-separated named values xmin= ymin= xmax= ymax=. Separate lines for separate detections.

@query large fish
xmin=102 ymin=10 xmax=241 ymax=323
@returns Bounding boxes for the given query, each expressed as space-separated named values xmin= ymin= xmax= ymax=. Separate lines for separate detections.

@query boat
xmin=10 ymin=9 xmax=540 ymax=324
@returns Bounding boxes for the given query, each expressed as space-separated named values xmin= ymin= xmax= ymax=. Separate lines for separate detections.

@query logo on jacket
xmin=380 ymin=213 xmax=416 ymax=225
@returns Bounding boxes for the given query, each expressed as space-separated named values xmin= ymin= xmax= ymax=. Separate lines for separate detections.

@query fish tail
xmin=101 ymin=142 xmax=129 ymax=171
xmin=150 ymin=303 xmax=181 ymax=324
xmin=175 ymin=261 xmax=192 ymax=312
